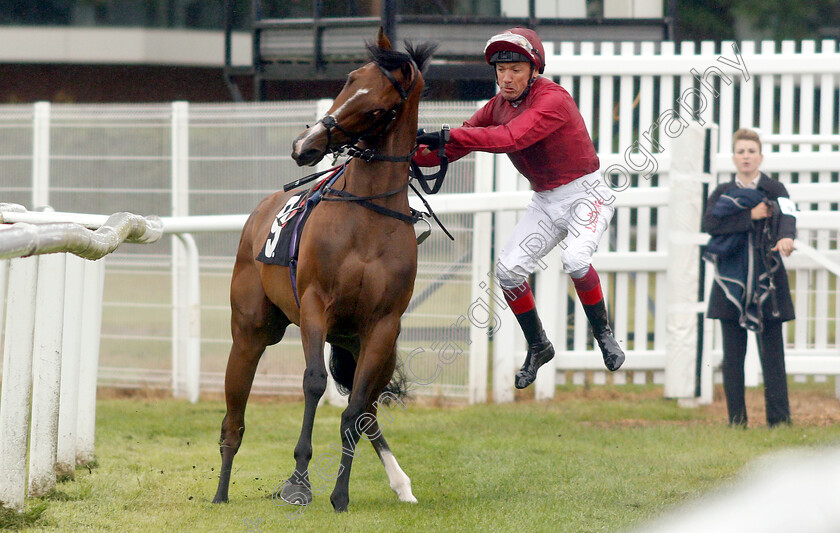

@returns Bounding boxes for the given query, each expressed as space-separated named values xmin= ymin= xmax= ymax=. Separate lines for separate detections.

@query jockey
xmin=415 ymin=27 xmax=625 ymax=389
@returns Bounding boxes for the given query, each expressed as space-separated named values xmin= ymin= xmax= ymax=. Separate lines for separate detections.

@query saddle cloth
xmin=256 ymin=179 xmax=326 ymax=266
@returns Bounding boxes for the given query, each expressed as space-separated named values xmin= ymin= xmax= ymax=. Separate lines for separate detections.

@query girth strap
xmin=323 ymin=187 xmax=421 ymax=224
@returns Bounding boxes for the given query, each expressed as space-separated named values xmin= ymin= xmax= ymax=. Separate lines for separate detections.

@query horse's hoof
xmin=391 ymin=482 xmax=417 ymax=503
xmin=330 ymin=493 xmax=349 ymax=512
xmin=278 ymin=481 xmax=312 ymax=506
xmin=211 ymin=488 xmax=229 ymax=504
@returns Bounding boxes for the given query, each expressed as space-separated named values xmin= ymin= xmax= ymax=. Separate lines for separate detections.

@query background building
xmin=1 ymin=0 xmax=670 ymax=103
xmin=2 ymin=1 xmax=838 ymax=101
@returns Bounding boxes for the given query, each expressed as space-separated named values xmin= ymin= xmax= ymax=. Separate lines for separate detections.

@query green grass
xmin=0 ymin=503 xmax=47 ymax=530
xmin=12 ymin=383 xmax=840 ymax=532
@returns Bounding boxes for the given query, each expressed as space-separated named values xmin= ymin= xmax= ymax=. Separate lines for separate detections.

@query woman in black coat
xmin=702 ymin=128 xmax=796 ymax=427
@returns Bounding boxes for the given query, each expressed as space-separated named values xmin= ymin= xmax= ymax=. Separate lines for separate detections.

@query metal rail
xmin=0 ymin=204 xmax=163 ymax=261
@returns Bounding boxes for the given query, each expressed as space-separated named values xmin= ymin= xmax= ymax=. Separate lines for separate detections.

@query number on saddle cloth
xmin=256 ymin=193 xmax=309 ymax=266
xmin=257 ymin=166 xmax=344 ymax=266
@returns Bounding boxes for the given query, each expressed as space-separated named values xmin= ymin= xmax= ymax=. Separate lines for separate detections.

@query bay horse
xmin=212 ymin=29 xmax=436 ymax=513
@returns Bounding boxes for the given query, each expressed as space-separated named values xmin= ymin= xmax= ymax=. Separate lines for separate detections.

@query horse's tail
xmin=328 ymin=345 xmax=356 ymax=396
xmin=382 ymin=362 xmax=409 ymax=403
xmin=327 ymin=345 xmax=409 ymax=403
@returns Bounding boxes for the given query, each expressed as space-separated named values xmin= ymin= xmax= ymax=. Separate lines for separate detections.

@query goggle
xmin=484 ymin=32 xmax=536 ymax=55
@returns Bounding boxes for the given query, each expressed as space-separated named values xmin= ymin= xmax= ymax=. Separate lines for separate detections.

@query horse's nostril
xmin=292 ymin=148 xmax=323 ymax=167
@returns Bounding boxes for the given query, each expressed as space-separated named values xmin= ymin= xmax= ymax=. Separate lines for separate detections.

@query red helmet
xmin=484 ymin=27 xmax=545 ymax=74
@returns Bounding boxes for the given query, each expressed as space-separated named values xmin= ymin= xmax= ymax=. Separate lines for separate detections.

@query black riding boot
xmin=513 ymin=308 xmax=555 ymax=389
xmin=582 ymin=300 xmax=625 ymax=371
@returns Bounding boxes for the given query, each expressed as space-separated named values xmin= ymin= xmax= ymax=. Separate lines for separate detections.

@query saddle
xmin=256 ymin=167 xmax=344 ymax=306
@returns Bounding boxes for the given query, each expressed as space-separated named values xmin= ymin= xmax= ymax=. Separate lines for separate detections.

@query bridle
xmin=286 ymin=57 xmax=454 ymax=241
xmin=316 ymin=60 xmax=419 ymax=163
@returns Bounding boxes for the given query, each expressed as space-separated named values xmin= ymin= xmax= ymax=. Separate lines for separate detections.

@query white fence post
xmin=698 ymin=124 xmax=719 ymax=405
xmin=492 ymin=155 xmax=518 ymax=404
xmin=32 ymin=101 xmax=51 ymax=209
xmin=664 ymin=123 xmax=705 ymax=402
xmin=56 ymin=254 xmax=86 ymax=478
xmin=0 ymin=260 xmax=7 ymax=353
xmin=534 ymin=251 xmax=561 ymax=400
xmin=0 ymin=256 xmax=39 ymax=510
xmin=699 ymin=240 xmax=718 ymax=405
xmin=176 ymin=234 xmax=201 ymax=404
xmin=27 ymin=253 xmax=67 ymax=497
xmin=76 ymin=258 xmax=105 ymax=465
xmin=469 ymin=151 xmax=494 ymax=404
xmin=171 ymin=101 xmax=190 ymax=399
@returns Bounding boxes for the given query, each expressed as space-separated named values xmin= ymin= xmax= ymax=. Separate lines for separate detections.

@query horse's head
xmin=292 ymin=28 xmax=435 ymax=167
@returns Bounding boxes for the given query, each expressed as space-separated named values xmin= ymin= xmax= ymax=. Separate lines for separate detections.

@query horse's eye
xmin=370 ymin=109 xmax=385 ymax=118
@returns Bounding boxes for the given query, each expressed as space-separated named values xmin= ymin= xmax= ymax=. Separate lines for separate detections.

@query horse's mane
xmin=366 ymin=40 xmax=438 ymax=74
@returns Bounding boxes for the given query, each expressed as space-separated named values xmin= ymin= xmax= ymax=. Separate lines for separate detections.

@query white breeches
xmin=496 ymin=170 xmax=615 ymax=288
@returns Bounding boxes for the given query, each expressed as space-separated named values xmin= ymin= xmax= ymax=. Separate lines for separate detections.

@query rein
xmin=410 ymin=124 xmax=450 ymax=195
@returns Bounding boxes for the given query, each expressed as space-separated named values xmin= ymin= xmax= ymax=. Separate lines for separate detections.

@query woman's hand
xmin=772 ymin=237 xmax=795 ymax=257
xmin=751 ymin=202 xmax=769 ymax=220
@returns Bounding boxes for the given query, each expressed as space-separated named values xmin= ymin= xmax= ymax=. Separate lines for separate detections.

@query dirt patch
xmin=703 ymin=385 xmax=840 ymax=428
xmin=97 ymin=386 xmax=172 ymax=401
xmin=96 ymin=387 xmax=304 ymax=404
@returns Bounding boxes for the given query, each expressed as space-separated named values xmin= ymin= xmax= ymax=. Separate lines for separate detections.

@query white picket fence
xmin=0 ymin=40 xmax=838 ymax=411
xmin=539 ymin=38 xmax=840 ymax=400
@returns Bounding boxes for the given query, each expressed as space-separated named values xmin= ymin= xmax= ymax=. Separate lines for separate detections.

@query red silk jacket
xmin=414 ymin=76 xmax=600 ymax=191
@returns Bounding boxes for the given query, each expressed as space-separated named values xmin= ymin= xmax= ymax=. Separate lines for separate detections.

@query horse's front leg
xmin=280 ymin=295 xmax=328 ymax=506
xmin=214 ymin=260 xmax=288 ymax=504
xmin=330 ymin=317 xmax=400 ymax=512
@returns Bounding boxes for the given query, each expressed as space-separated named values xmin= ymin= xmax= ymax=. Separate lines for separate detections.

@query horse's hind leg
xmin=213 ymin=266 xmax=289 ymax=504
xmin=279 ymin=294 xmax=328 ymax=506
xmin=366 ymin=400 xmax=417 ymax=503
xmin=330 ymin=317 xmax=400 ymax=512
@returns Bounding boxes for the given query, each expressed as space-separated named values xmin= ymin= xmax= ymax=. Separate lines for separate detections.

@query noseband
xmin=316 ymin=60 xmax=419 ymax=163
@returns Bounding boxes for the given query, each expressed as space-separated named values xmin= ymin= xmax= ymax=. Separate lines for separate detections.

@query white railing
xmin=0 ymin=208 xmax=162 ymax=511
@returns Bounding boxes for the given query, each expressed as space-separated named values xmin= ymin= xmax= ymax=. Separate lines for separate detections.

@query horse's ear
xmin=401 ymin=61 xmax=413 ymax=81
xmin=377 ymin=27 xmax=392 ymax=51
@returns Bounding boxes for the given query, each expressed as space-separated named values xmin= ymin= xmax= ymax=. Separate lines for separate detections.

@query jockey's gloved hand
xmin=416 ymin=129 xmax=443 ymax=151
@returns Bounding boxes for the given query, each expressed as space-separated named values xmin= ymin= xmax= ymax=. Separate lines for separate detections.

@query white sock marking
xmin=380 ymin=450 xmax=417 ymax=503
